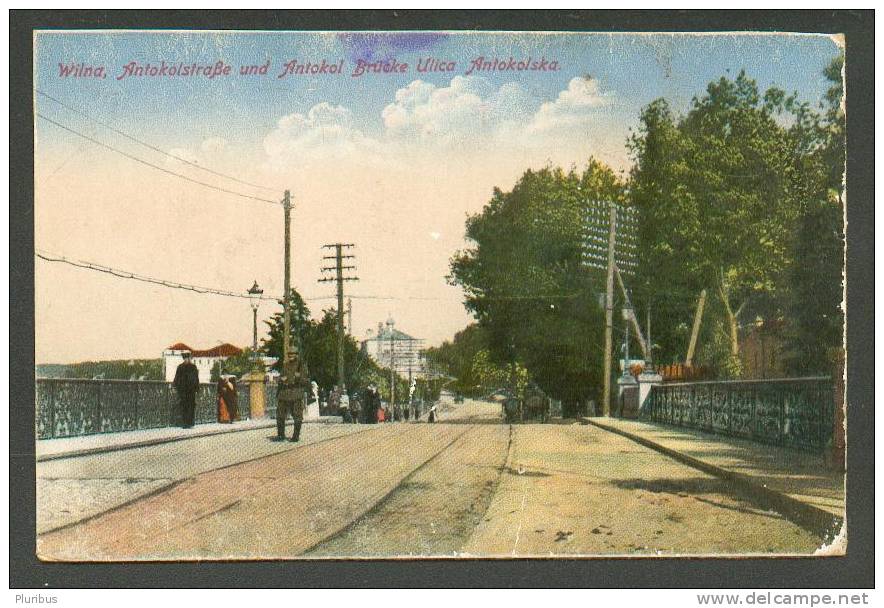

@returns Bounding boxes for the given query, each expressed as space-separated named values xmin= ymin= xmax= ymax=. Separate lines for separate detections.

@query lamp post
xmin=386 ymin=316 xmax=395 ymax=407
xmin=247 ymin=281 xmax=263 ymax=359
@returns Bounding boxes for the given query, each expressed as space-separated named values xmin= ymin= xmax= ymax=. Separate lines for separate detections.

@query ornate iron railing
xmin=35 ymin=378 xmax=259 ymax=439
xmin=642 ymin=377 xmax=835 ymax=452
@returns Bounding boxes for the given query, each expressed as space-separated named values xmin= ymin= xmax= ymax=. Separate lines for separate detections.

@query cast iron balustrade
xmin=35 ymin=378 xmax=262 ymax=439
xmin=642 ymin=377 xmax=835 ymax=452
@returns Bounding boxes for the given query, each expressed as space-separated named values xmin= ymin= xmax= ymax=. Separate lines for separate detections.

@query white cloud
xmin=263 ymin=102 xmax=379 ymax=164
xmin=526 ymin=77 xmax=613 ymax=134
xmin=258 ymin=76 xmax=621 ymax=170
xmin=380 ymin=75 xmax=612 ymax=148
xmin=381 ymin=75 xmax=534 ymax=142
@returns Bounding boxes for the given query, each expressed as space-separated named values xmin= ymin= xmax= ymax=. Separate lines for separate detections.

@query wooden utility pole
xmin=282 ymin=190 xmax=292 ymax=365
xmin=686 ymin=289 xmax=707 ymax=367
xmin=320 ymin=243 xmax=357 ymax=390
xmin=602 ymin=202 xmax=617 ymax=416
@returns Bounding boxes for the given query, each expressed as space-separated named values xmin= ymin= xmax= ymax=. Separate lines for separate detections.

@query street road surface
xmin=37 ymin=400 xmax=822 ymax=560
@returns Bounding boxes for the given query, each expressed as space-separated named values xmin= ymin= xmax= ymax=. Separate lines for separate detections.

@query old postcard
xmin=33 ymin=29 xmax=846 ymax=561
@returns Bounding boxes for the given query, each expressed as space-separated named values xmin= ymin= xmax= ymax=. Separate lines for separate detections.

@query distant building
xmin=361 ymin=322 xmax=428 ymax=379
xmin=162 ymin=342 xmax=243 ymax=384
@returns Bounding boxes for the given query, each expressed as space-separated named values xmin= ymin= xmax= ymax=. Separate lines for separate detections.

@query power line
xmin=35 ymin=250 xmax=588 ymax=304
xmin=36 ymin=113 xmax=282 ymax=207
xmin=36 ymin=250 xmax=284 ymax=300
xmin=36 ymin=89 xmax=278 ymax=193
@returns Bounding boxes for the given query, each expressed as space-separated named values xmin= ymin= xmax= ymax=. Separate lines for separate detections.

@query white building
xmin=362 ymin=321 xmax=428 ymax=379
xmin=163 ymin=342 xmax=243 ymax=384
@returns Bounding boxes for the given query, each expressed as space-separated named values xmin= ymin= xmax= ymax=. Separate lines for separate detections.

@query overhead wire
xmin=36 ymin=113 xmax=282 ymax=206
xmin=36 ymin=89 xmax=279 ymax=193
xmin=36 ymin=250 xmax=285 ymax=300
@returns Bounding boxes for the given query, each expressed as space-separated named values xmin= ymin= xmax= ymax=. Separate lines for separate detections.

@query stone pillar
xmin=616 ymin=374 xmax=639 ymax=418
xmin=636 ymin=368 xmax=664 ymax=413
xmin=246 ymin=371 xmax=266 ymax=419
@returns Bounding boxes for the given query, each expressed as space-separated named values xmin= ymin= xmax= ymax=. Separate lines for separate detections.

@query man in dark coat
xmin=363 ymin=384 xmax=380 ymax=424
xmin=275 ymin=353 xmax=309 ymax=442
xmin=173 ymin=352 xmax=200 ymax=428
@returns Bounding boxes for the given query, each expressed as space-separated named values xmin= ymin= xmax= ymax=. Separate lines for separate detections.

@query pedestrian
xmin=347 ymin=392 xmax=359 ymax=424
xmin=427 ymin=403 xmax=438 ymax=423
xmin=275 ymin=353 xmax=309 ymax=442
xmin=339 ymin=386 xmax=352 ymax=422
xmin=328 ymin=385 xmax=340 ymax=417
xmin=217 ymin=375 xmax=238 ymax=423
xmin=173 ymin=351 xmax=200 ymax=428
xmin=403 ymin=403 xmax=411 ymax=422
xmin=363 ymin=384 xmax=380 ymax=424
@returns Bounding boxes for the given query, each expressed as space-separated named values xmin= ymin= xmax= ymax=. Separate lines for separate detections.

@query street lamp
xmin=386 ymin=316 xmax=395 ymax=407
xmin=247 ymin=281 xmax=263 ymax=358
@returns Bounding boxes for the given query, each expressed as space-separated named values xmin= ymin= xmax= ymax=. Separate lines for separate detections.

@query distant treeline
xmin=35 ymin=359 xmax=164 ymax=380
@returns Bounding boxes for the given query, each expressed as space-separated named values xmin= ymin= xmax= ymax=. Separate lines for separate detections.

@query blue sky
xmin=36 ymin=31 xmax=841 ymax=153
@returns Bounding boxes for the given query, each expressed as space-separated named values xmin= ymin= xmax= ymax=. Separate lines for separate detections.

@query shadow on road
xmin=611 ymin=476 xmax=785 ymax=521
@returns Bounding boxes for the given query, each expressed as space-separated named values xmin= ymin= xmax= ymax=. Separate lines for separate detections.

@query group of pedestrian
xmin=172 ymin=351 xmax=243 ymax=429
xmin=173 ymin=351 xmax=438 ymax=438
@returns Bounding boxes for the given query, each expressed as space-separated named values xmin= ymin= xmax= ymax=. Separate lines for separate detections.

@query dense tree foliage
xmin=425 ymin=324 xmax=489 ymax=396
xmin=448 ymin=161 xmax=626 ymax=405
xmin=261 ymin=291 xmax=411 ymax=401
xmin=629 ymin=65 xmax=844 ymax=376
xmin=445 ymin=60 xmax=844 ymax=400
xmin=780 ymin=55 xmax=845 ymax=374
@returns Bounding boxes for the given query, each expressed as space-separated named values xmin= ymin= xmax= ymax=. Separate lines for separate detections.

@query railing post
xmin=49 ymin=381 xmax=56 ymax=439
xmin=134 ymin=383 xmax=140 ymax=430
xmin=96 ymin=381 xmax=103 ymax=434
xmin=750 ymin=383 xmax=756 ymax=441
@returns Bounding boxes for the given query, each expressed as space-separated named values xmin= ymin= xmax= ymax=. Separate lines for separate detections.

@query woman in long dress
xmin=217 ymin=376 xmax=238 ymax=423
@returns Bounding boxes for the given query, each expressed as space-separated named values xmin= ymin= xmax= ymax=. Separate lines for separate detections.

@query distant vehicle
xmin=522 ymin=384 xmax=550 ymax=423
xmin=494 ymin=385 xmax=550 ymax=424
xmin=503 ymin=395 xmax=521 ymax=423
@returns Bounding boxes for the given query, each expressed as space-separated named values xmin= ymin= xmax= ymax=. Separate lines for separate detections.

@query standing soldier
xmin=275 ymin=353 xmax=310 ymax=442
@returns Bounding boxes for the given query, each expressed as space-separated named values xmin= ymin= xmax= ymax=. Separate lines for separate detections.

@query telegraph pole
xmin=602 ymin=202 xmax=617 ymax=417
xmin=320 ymin=243 xmax=357 ymax=390
xmin=282 ymin=190 xmax=292 ymax=365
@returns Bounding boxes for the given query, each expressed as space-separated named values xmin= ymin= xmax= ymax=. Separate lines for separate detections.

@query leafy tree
xmin=449 ymin=160 xmax=625 ymax=404
xmin=210 ymin=348 xmax=262 ymax=382
xmin=470 ymin=349 xmax=530 ymax=398
xmin=628 ymin=68 xmax=844 ymax=376
xmin=261 ymin=290 xmax=405 ymax=399
xmin=780 ymin=54 xmax=845 ymax=374
xmin=425 ymin=323 xmax=491 ymax=396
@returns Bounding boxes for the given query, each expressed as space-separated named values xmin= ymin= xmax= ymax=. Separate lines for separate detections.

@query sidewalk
xmin=37 ymin=416 xmax=343 ymax=461
xmin=583 ymin=418 xmax=845 ymax=535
